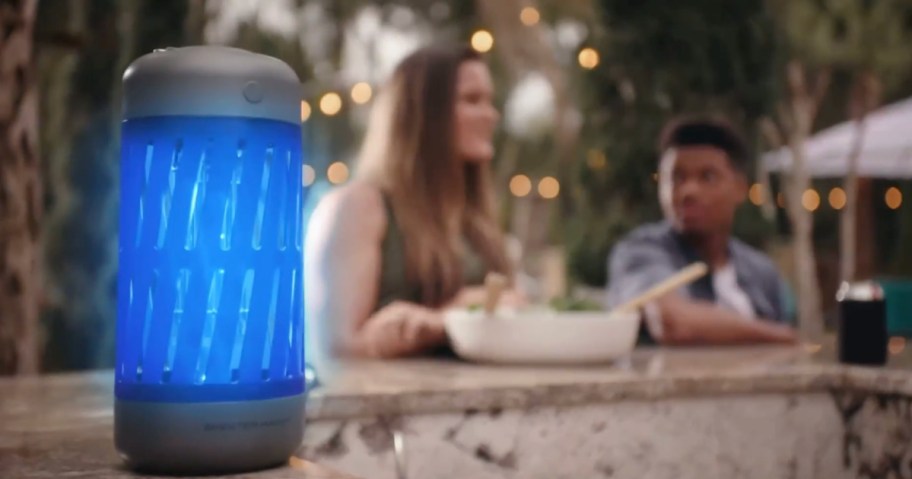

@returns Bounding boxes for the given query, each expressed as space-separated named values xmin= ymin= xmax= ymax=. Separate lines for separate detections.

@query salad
xmin=465 ymin=296 xmax=603 ymax=313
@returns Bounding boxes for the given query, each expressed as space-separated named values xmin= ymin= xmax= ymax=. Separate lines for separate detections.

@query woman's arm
xmin=304 ymin=182 xmax=447 ymax=360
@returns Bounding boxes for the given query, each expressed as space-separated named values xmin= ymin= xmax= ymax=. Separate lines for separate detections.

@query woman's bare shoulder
xmin=310 ymin=180 xmax=387 ymax=238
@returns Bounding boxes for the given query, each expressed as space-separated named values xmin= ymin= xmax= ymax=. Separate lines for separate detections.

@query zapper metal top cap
xmin=123 ymin=46 xmax=301 ymax=124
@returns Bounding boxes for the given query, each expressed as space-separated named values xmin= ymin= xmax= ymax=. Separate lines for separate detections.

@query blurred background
xmin=3 ymin=0 xmax=912 ymax=373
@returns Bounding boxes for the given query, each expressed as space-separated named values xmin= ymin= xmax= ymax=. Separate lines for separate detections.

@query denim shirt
xmin=605 ymin=222 xmax=793 ymax=341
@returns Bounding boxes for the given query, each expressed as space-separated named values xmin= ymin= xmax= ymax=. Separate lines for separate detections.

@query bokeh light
xmin=886 ymin=186 xmax=903 ymax=209
xmin=302 ymin=165 xmax=315 ymax=186
xmin=828 ymin=187 xmax=846 ymax=210
xmin=350 ymin=82 xmax=372 ymax=105
xmin=802 ymin=189 xmax=820 ymax=212
xmin=319 ymin=92 xmax=342 ymax=116
xmin=509 ymin=175 xmax=532 ymax=197
xmin=587 ymin=149 xmax=606 ymax=170
xmin=520 ymin=7 xmax=540 ymax=26
xmin=578 ymin=47 xmax=600 ymax=69
xmin=327 ymin=162 xmax=349 ymax=184
xmin=748 ymin=183 xmax=765 ymax=206
xmin=538 ymin=176 xmax=560 ymax=199
xmin=471 ymin=29 xmax=494 ymax=53
xmin=300 ymin=100 xmax=312 ymax=122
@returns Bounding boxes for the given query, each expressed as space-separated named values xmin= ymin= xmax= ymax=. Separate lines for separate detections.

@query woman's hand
xmin=361 ymin=302 xmax=446 ymax=358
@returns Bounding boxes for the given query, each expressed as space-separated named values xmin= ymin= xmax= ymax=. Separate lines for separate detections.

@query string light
xmin=471 ymin=29 xmax=494 ymax=53
xmin=520 ymin=7 xmax=540 ymax=26
xmin=538 ymin=176 xmax=560 ymax=199
xmin=319 ymin=92 xmax=342 ymax=116
xmin=302 ymin=165 xmax=315 ymax=186
xmin=327 ymin=162 xmax=349 ymax=184
xmin=509 ymin=175 xmax=532 ymax=197
xmin=350 ymin=82 xmax=372 ymax=105
xmin=802 ymin=189 xmax=820 ymax=212
xmin=578 ymin=47 xmax=600 ymax=69
xmin=300 ymin=101 xmax=312 ymax=122
xmin=886 ymin=186 xmax=903 ymax=209
xmin=748 ymin=183 xmax=765 ymax=206
xmin=829 ymin=187 xmax=846 ymax=210
xmin=586 ymin=149 xmax=606 ymax=170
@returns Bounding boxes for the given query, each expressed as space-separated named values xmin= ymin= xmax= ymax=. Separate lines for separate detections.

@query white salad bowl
xmin=443 ymin=308 xmax=640 ymax=365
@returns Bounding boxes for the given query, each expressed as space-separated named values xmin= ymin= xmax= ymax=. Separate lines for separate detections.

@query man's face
xmin=658 ymin=146 xmax=747 ymax=236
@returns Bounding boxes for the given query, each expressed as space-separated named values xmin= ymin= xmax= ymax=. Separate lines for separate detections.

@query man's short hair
xmin=658 ymin=117 xmax=748 ymax=172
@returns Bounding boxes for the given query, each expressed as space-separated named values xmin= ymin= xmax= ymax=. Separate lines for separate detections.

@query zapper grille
xmin=116 ymin=116 xmax=305 ymax=403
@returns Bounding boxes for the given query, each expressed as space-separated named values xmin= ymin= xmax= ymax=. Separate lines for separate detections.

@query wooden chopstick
xmin=483 ymin=272 xmax=508 ymax=315
xmin=612 ymin=262 xmax=709 ymax=314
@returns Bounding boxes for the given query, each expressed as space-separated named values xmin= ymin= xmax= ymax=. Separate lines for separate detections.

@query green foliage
xmin=596 ymin=0 xmax=778 ymax=120
xmin=770 ymin=0 xmax=912 ymax=75
xmin=565 ymin=207 xmax=634 ymax=287
xmin=548 ymin=296 xmax=604 ymax=312
xmin=768 ymin=0 xmax=912 ymax=128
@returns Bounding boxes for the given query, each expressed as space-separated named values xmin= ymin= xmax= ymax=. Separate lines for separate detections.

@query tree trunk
xmin=0 ymin=0 xmax=42 ymax=374
xmin=756 ymin=154 xmax=777 ymax=221
xmin=855 ymin=178 xmax=876 ymax=279
xmin=840 ymin=118 xmax=865 ymax=284
xmin=37 ymin=0 xmax=87 ymax=327
xmin=785 ymin=135 xmax=824 ymax=339
xmin=840 ymin=72 xmax=880 ymax=284
xmin=771 ymin=61 xmax=827 ymax=339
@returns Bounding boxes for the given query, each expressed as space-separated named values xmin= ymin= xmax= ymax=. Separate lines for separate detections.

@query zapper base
xmin=115 ymin=394 xmax=304 ymax=474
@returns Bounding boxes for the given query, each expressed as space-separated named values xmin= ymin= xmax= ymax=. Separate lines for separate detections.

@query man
xmin=606 ymin=117 xmax=797 ymax=344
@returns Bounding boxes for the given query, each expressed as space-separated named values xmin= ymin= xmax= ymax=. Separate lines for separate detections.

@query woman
xmin=305 ymin=45 xmax=521 ymax=361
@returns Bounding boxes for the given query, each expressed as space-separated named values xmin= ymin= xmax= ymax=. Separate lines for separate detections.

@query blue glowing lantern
xmin=115 ymin=46 xmax=306 ymax=473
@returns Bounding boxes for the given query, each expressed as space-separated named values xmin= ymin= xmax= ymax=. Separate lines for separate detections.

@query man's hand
xmin=761 ymin=322 xmax=799 ymax=344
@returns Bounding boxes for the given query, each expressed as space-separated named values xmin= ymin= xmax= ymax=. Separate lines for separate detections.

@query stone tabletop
xmin=4 ymin=343 xmax=912 ymax=478
xmin=302 ymin=343 xmax=912 ymax=419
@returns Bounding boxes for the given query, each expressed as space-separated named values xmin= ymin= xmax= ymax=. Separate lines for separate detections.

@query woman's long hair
xmin=356 ymin=45 xmax=510 ymax=306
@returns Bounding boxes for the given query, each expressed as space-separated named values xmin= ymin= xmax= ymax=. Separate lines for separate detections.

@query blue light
xmin=116 ymin=116 xmax=306 ymax=403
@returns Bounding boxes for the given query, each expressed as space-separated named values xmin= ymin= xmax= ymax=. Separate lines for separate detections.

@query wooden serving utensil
xmin=483 ymin=272 xmax=508 ymax=316
xmin=612 ymin=262 xmax=709 ymax=315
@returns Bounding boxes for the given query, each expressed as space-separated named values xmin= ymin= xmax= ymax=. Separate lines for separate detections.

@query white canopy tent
xmin=763 ymin=97 xmax=912 ymax=178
